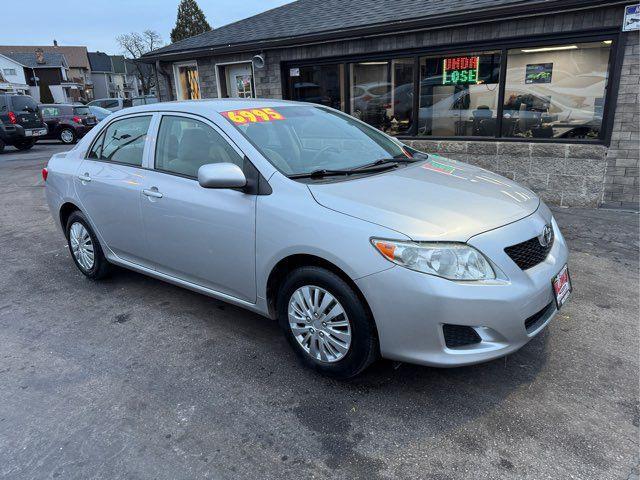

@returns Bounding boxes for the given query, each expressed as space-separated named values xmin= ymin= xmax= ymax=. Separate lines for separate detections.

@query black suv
xmin=0 ymin=94 xmax=48 ymax=153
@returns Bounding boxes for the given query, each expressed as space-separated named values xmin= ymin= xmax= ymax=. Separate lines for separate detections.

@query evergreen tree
xmin=170 ymin=0 xmax=212 ymax=43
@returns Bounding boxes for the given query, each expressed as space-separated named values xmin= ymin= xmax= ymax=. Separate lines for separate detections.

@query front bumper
xmin=356 ymin=205 xmax=569 ymax=367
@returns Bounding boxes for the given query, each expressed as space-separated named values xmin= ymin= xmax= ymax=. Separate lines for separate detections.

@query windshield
xmin=221 ymin=105 xmax=406 ymax=176
xmin=73 ymin=106 xmax=91 ymax=115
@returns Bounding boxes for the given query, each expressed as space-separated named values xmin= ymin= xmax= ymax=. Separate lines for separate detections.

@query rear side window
xmin=73 ymin=106 xmax=90 ymax=115
xmin=41 ymin=106 xmax=61 ymax=117
xmin=155 ymin=115 xmax=243 ymax=178
xmin=88 ymin=115 xmax=151 ymax=166
xmin=11 ymin=96 xmax=38 ymax=112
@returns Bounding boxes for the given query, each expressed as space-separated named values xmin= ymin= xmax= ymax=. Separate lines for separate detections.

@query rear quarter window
xmin=73 ymin=106 xmax=90 ymax=115
xmin=10 ymin=96 xmax=38 ymax=112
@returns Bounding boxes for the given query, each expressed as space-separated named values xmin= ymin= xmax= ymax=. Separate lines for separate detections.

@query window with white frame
xmin=174 ymin=62 xmax=201 ymax=100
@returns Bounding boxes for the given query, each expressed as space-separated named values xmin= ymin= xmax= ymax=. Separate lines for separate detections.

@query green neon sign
xmin=442 ymin=56 xmax=481 ymax=85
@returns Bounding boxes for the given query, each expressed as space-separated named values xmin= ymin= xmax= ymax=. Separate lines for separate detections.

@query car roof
xmin=109 ymin=98 xmax=306 ymax=118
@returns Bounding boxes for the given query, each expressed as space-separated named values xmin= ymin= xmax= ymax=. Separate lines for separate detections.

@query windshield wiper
xmin=350 ymin=156 xmax=416 ymax=171
xmin=289 ymin=162 xmax=400 ymax=180
xmin=289 ymin=168 xmax=355 ymax=179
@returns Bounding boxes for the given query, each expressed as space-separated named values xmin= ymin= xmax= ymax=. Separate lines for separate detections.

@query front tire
xmin=65 ymin=211 xmax=110 ymax=280
xmin=59 ymin=128 xmax=77 ymax=144
xmin=277 ymin=266 xmax=378 ymax=378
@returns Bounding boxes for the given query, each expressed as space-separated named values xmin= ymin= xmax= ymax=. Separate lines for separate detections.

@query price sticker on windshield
xmin=221 ymin=107 xmax=285 ymax=124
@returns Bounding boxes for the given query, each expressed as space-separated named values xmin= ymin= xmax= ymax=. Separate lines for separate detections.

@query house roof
xmin=3 ymin=52 xmax=67 ymax=69
xmin=0 ymin=45 xmax=89 ymax=69
xmin=143 ymin=0 xmax=615 ymax=59
xmin=87 ymin=52 xmax=113 ymax=73
xmin=110 ymin=55 xmax=126 ymax=74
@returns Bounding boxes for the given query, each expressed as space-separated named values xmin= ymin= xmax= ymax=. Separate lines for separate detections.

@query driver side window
xmin=155 ymin=115 xmax=243 ymax=178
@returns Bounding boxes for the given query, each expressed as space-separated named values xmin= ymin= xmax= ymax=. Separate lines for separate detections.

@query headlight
xmin=371 ymin=239 xmax=495 ymax=281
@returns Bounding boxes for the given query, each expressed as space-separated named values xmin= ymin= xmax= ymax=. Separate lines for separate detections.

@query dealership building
xmin=142 ymin=0 xmax=640 ymax=209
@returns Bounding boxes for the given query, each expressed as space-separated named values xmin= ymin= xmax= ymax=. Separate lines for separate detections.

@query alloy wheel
xmin=288 ymin=285 xmax=352 ymax=363
xmin=60 ymin=129 xmax=74 ymax=144
xmin=69 ymin=222 xmax=94 ymax=271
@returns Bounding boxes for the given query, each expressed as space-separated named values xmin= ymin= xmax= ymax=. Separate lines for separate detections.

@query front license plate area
xmin=552 ymin=264 xmax=571 ymax=309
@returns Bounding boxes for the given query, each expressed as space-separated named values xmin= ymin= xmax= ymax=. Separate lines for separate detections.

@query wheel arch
xmin=59 ymin=201 xmax=81 ymax=231
xmin=265 ymin=254 xmax=376 ymax=332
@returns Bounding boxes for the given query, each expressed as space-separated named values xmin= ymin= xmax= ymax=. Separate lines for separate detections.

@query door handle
xmin=78 ymin=173 xmax=91 ymax=182
xmin=143 ymin=187 xmax=163 ymax=199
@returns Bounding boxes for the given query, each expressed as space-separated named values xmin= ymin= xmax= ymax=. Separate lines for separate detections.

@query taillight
xmin=8 ymin=111 xmax=17 ymax=124
xmin=72 ymin=116 xmax=82 ymax=124
xmin=41 ymin=168 xmax=48 ymax=182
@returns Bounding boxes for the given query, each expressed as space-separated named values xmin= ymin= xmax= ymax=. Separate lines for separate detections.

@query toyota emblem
xmin=539 ymin=225 xmax=553 ymax=247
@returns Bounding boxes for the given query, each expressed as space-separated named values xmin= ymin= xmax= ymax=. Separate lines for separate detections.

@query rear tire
xmin=0 ymin=138 xmax=5 ymax=153
xmin=59 ymin=128 xmax=76 ymax=144
xmin=65 ymin=211 xmax=110 ymax=280
xmin=14 ymin=139 xmax=35 ymax=151
xmin=277 ymin=266 xmax=378 ymax=379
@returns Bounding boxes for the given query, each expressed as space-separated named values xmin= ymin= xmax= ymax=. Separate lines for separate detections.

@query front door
xmin=226 ymin=63 xmax=254 ymax=98
xmin=139 ymin=113 xmax=257 ymax=302
xmin=74 ymin=114 xmax=153 ymax=264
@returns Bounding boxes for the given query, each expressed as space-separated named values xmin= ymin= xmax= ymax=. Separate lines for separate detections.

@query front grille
xmin=504 ymin=230 xmax=554 ymax=270
xmin=443 ymin=324 xmax=481 ymax=348
xmin=524 ymin=302 xmax=554 ymax=332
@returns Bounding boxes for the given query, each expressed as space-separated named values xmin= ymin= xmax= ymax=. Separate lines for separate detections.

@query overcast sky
xmin=1 ymin=0 xmax=294 ymax=54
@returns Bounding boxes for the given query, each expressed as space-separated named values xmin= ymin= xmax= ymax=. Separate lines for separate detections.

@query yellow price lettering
xmin=239 ymin=110 xmax=257 ymax=122
xmin=262 ymin=107 xmax=284 ymax=120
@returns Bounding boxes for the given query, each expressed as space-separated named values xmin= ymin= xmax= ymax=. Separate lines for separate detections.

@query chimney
xmin=35 ymin=48 xmax=45 ymax=64
xmin=53 ymin=39 xmax=58 ymax=47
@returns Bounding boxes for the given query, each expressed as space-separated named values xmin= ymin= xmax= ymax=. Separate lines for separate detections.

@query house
xmin=88 ymin=51 xmax=117 ymax=99
xmin=0 ymin=42 xmax=93 ymax=102
xmin=125 ymin=59 xmax=145 ymax=97
xmin=0 ymin=54 xmax=30 ymax=94
xmin=2 ymin=50 xmax=73 ymax=103
xmin=140 ymin=0 xmax=639 ymax=210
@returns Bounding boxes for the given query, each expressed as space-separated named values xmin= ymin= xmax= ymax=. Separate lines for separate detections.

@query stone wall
xmin=602 ymin=31 xmax=640 ymax=210
xmin=407 ymin=140 xmax=607 ymax=207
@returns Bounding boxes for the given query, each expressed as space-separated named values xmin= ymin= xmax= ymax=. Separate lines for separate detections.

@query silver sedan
xmin=43 ymin=99 xmax=571 ymax=378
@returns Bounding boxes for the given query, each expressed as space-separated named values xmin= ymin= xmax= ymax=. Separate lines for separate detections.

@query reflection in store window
xmin=286 ymin=64 xmax=344 ymax=110
xmin=502 ymin=42 xmax=611 ymax=140
xmin=176 ymin=64 xmax=201 ymax=100
xmin=418 ymin=52 xmax=501 ymax=137
xmin=350 ymin=59 xmax=414 ymax=135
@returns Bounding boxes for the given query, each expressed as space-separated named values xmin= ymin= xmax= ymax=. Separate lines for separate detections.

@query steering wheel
xmin=311 ymin=145 xmax=341 ymax=166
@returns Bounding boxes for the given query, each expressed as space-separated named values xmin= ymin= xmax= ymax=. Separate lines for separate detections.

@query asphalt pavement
xmin=0 ymin=141 xmax=638 ymax=479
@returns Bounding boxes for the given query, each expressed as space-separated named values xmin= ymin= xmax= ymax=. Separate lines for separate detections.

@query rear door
xmin=40 ymin=106 xmax=61 ymax=139
xmin=74 ymin=113 xmax=155 ymax=264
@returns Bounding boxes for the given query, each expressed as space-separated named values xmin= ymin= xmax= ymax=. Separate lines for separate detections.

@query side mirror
xmin=197 ymin=163 xmax=247 ymax=189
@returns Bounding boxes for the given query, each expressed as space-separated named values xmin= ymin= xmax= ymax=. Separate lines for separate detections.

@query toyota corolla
xmin=43 ymin=99 xmax=571 ymax=378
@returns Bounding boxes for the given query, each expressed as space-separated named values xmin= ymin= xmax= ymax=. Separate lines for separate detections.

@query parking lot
xmin=0 ymin=142 xmax=638 ymax=479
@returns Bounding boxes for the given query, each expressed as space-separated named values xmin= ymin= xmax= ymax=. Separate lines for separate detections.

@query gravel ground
xmin=0 ymin=142 xmax=638 ymax=480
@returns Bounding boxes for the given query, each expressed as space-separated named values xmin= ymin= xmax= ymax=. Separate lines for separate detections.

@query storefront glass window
xmin=350 ymin=59 xmax=414 ymax=135
xmin=286 ymin=64 xmax=344 ymax=110
xmin=418 ymin=52 xmax=501 ymax=137
xmin=502 ymin=41 xmax=611 ymax=140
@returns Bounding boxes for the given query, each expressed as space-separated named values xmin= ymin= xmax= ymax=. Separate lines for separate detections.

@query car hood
xmin=308 ymin=156 xmax=540 ymax=242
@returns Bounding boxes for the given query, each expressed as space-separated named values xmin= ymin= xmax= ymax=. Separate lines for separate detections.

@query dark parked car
xmin=0 ymin=94 xmax=48 ymax=153
xmin=40 ymin=104 xmax=98 ymax=144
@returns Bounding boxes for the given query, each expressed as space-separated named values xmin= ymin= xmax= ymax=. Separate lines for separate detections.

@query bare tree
xmin=116 ymin=30 xmax=163 ymax=95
